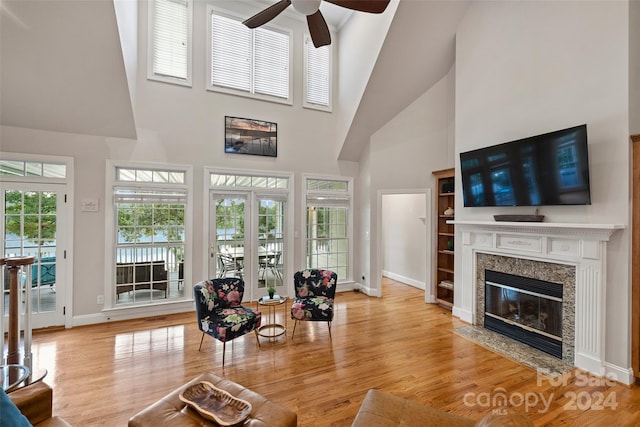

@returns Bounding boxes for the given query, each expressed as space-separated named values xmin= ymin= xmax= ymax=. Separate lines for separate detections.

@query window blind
xmin=152 ymin=0 xmax=189 ymax=80
xmin=211 ymin=14 xmax=252 ymax=91
xmin=306 ymin=194 xmax=350 ymax=207
xmin=254 ymin=28 xmax=290 ymax=99
xmin=210 ymin=11 xmax=290 ymax=100
xmin=304 ymin=36 xmax=330 ymax=107
xmin=114 ymin=189 xmax=187 ymax=205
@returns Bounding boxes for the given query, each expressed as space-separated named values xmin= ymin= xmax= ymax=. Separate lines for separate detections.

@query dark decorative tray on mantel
xmin=493 ymin=214 xmax=545 ymax=222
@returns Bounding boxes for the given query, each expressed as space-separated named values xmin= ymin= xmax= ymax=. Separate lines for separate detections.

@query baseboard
xmin=71 ymin=313 xmax=107 ymax=327
xmin=336 ymin=281 xmax=357 ymax=293
xmin=453 ymin=306 xmax=473 ymax=324
xmin=353 ymin=282 xmax=379 ymax=297
xmin=72 ymin=300 xmax=194 ymax=327
xmin=381 ymin=270 xmax=425 ymax=290
xmin=603 ymin=361 xmax=634 ymax=386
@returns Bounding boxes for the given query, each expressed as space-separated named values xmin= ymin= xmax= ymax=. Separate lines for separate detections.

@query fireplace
xmin=475 ymin=253 xmax=575 ymax=364
xmin=484 ymin=270 xmax=563 ymax=358
xmin=451 ymin=220 xmax=627 ymax=383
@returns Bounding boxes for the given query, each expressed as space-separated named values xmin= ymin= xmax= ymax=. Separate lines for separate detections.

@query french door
xmin=210 ymin=192 xmax=285 ymax=300
xmin=2 ymin=183 xmax=67 ymax=329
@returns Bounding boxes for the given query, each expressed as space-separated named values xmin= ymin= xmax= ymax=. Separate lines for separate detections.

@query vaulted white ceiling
xmin=338 ymin=0 xmax=470 ymax=160
xmin=0 ymin=0 xmax=136 ymax=139
xmin=0 ymin=0 xmax=469 ymax=158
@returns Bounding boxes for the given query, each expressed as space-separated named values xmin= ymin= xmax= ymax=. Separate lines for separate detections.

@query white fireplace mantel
xmin=450 ymin=220 xmax=622 ymax=238
xmin=450 ymin=220 xmax=624 ymax=380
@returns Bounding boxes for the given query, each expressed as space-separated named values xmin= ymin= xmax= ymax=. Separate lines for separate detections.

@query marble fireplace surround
xmin=475 ymin=253 xmax=575 ymax=364
xmin=451 ymin=220 xmax=622 ymax=378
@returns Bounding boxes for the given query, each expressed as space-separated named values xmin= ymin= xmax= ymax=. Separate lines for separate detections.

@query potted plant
xmin=267 ymin=286 xmax=276 ymax=299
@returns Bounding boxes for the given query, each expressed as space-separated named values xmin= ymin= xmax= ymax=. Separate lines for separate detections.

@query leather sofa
xmin=128 ymin=373 xmax=297 ymax=427
xmin=351 ymin=389 xmax=533 ymax=427
xmin=8 ymin=381 xmax=72 ymax=427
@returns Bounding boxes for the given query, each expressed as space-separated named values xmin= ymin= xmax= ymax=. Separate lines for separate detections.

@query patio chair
xmin=258 ymin=251 xmax=283 ymax=282
xmin=290 ymin=269 xmax=337 ymax=340
xmin=217 ymin=253 xmax=243 ymax=278
xmin=194 ymin=278 xmax=261 ymax=366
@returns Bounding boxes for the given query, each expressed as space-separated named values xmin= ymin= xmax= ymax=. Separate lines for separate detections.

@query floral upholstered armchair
xmin=194 ymin=278 xmax=261 ymax=366
xmin=290 ymin=269 xmax=337 ymax=339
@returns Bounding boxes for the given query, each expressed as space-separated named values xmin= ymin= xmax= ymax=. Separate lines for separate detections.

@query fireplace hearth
xmin=484 ymin=270 xmax=563 ymax=358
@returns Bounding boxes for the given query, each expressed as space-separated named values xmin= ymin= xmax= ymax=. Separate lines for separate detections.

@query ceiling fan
xmin=243 ymin=0 xmax=391 ymax=48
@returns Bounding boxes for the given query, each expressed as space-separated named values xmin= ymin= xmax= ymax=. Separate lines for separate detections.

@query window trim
xmin=303 ymin=34 xmax=332 ymax=112
xmin=206 ymin=6 xmax=293 ymax=105
xmin=302 ymin=174 xmax=353 ymax=283
xmin=205 ymin=167 xmax=295 ymax=299
xmin=147 ymin=0 xmax=193 ymax=87
xmin=105 ymin=161 xmax=194 ymax=313
xmin=0 ymin=152 xmax=75 ymax=329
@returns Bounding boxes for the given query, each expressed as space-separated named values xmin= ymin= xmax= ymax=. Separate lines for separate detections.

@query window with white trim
xmin=304 ymin=177 xmax=351 ymax=281
xmin=147 ymin=0 xmax=193 ymax=86
xmin=207 ymin=169 xmax=292 ymax=297
xmin=0 ymin=160 xmax=66 ymax=178
xmin=112 ymin=166 xmax=189 ymax=306
xmin=303 ymin=35 xmax=331 ymax=111
xmin=207 ymin=7 xmax=291 ymax=103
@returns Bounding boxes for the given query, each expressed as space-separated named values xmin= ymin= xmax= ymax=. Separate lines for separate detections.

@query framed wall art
xmin=224 ymin=116 xmax=277 ymax=157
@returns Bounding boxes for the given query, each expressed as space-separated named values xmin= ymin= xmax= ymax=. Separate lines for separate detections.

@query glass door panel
xmin=257 ymin=198 xmax=284 ymax=293
xmin=212 ymin=196 xmax=248 ymax=281
xmin=2 ymin=185 xmax=65 ymax=328
xmin=210 ymin=193 xmax=288 ymax=300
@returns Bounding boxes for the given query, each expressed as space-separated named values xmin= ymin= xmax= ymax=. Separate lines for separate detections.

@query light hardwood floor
xmin=24 ymin=278 xmax=640 ymax=426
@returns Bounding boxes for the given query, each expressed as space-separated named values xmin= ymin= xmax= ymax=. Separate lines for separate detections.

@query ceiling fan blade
xmin=243 ymin=0 xmax=292 ymax=28
xmin=307 ymin=11 xmax=331 ymax=48
xmin=325 ymin=0 xmax=390 ymax=14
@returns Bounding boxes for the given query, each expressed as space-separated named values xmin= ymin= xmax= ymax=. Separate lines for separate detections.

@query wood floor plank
xmin=18 ymin=278 xmax=640 ymax=426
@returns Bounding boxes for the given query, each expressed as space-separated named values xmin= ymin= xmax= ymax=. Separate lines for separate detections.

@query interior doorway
xmin=378 ymin=190 xmax=432 ymax=301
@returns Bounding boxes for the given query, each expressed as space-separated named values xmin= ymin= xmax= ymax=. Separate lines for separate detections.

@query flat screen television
xmin=459 ymin=124 xmax=591 ymax=207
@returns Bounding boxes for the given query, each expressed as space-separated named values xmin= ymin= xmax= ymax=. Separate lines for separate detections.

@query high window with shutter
xmin=303 ymin=35 xmax=331 ymax=111
xmin=207 ymin=7 xmax=292 ymax=104
xmin=147 ymin=0 xmax=192 ymax=86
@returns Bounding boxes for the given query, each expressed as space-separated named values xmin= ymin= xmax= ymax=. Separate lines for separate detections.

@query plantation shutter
xmin=152 ymin=0 xmax=189 ymax=80
xmin=211 ymin=14 xmax=252 ymax=92
xmin=304 ymin=36 xmax=330 ymax=107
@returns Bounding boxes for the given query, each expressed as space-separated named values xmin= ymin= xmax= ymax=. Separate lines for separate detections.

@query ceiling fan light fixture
xmin=292 ymin=0 xmax=321 ymax=16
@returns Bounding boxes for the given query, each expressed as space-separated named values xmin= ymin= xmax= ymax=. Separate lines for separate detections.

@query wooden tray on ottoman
xmin=179 ymin=381 xmax=252 ymax=426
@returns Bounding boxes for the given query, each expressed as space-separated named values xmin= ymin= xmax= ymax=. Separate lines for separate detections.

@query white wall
xmin=455 ymin=0 xmax=631 ymax=373
xmin=0 ymin=0 xmax=361 ymax=321
xmin=336 ymin=0 xmax=399 ymax=158
xmin=114 ymin=0 xmax=138 ymax=110
xmin=1 ymin=126 xmax=110 ymax=318
xmin=381 ymin=193 xmax=427 ymax=289
xmin=0 ymin=0 xmax=137 ymax=139
xmin=356 ymin=67 xmax=455 ymax=296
